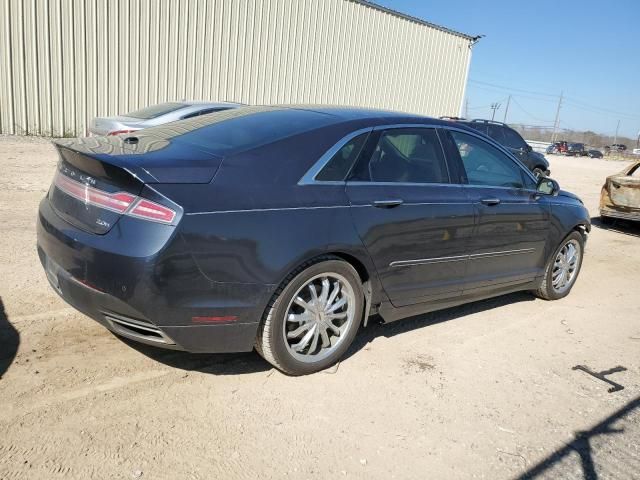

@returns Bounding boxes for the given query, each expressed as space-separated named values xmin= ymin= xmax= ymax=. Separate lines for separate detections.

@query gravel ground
xmin=0 ymin=139 xmax=639 ymax=480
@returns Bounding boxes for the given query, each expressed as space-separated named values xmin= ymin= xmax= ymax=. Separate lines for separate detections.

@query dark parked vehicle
xmin=610 ymin=144 xmax=628 ymax=152
xmin=566 ymin=143 xmax=587 ymax=156
xmin=37 ymin=107 xmax=590 ymax=375
xmin=455 ymin=119 xmax=550 ymax=177
xmin=588 ymin=149 xmax=603 ymax=158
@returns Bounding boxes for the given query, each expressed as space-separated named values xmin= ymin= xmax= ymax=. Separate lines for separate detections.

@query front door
xmin=346 ymin=127 xmax=475 ymax=306
xmin=445 ymin=129 xmax=550 ymax=293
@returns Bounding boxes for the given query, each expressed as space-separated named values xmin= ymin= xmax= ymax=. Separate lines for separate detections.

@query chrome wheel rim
xmin=283 ymin=273 xmax=356 ymax=363
xmin=552 ymin=239 xmax=581 ymax=294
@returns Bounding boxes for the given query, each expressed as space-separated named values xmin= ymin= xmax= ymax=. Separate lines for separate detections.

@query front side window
xmin=450 ymin=131 xmax=527 ymax=189
xmin=351 ymin=128 xmax=449 ymax=184
xmin=315 ymin=133 xmax=369 ymax=181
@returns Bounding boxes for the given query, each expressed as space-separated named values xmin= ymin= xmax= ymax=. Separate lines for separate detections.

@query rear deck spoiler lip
xmin=52 ymin=137 xmax=224 ymax=184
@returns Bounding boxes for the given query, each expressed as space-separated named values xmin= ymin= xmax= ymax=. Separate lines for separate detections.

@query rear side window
xmin=486 ymin=124 xmax=506 ymax=144
xmin=146 ymin=107 xmax=336 ymax=156
xmin=126 ymin=102 xmax=184 ymax=119
xmin=351 ymin=128 xmax=449 ymax=184
xmin=450 ymin=131 xmax=527 ymax=188
xmin=181 ymin=107 xmax=230 ymax=120
xmin=502 ymin=128 xmax=527 ymax=149
xmin=316 ymin=133 xmax=368 ymax=181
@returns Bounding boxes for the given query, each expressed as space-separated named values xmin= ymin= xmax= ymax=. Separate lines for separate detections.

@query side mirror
xmin=536 ymin=177 xmax=560 ymax=196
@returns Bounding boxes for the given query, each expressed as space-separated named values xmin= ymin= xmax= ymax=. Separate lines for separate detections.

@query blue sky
xmin=376 ymin=0 xmax=640 ymax=139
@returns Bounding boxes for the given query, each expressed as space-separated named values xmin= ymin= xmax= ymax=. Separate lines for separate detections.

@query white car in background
xmin=88 ymin=101 xmax=243 ymax=136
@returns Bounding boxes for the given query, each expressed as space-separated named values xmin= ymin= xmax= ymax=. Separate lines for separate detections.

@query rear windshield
xmin=125 ymin=102 xmax=185 ymax=120
xmin=139 ymin=107 xmax=338 ymax=156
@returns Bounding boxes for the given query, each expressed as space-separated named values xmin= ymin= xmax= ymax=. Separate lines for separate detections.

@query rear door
xmin=345 ymin=126 xmax=475 ymax=306
xmin=444 ymin=129 xmax=550 ymax=293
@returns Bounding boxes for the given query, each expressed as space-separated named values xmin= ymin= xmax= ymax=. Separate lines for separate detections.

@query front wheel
xmin=534 ymin=231 xmax=585 ymax=300
xmin=255 ymin=258 xmax=364 ymax=375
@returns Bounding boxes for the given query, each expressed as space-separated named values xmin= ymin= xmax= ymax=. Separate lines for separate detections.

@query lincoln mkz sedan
xmin=37 ymin=106 xmax=590 ymax=375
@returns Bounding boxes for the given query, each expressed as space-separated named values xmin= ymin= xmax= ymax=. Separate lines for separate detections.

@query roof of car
xmin=181 ymin=100 xmax=245 ymax=107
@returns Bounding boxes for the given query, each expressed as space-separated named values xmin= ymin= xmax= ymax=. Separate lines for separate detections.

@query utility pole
xmin=503 ymin=95 xmax=511 ymax=123
xmin=613 ymin=120 xmax=620 ymax=144
xmin=490 ymin=103 xmax=501 ymax=121
xmin=551 ymin=91 xmax=563 ymax=143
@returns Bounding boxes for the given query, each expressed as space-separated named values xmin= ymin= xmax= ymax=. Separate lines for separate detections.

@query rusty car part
xmin=599 ymin=161 xmax=640 ymax=222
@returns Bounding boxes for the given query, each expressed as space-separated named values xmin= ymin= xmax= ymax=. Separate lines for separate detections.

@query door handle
xmin=373 ymin=199 xmax=404 ymax=208
xmin=480 ymin=197 xmax=501 ymax=206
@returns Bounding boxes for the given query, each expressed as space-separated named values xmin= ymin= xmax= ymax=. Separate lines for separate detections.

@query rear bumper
xmin=37 ymin=197 xmax=272 ymax=353
xmin=600 ymin=207 xmax=640 ymax=222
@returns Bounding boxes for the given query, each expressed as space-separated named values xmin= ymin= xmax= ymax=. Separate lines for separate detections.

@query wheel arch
xmin=270 ymin=249 xmax=384 ymax=328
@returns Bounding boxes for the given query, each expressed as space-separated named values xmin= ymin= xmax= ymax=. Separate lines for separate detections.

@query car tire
xmin=255 ymin=257 xmax=364 ymax=375
xmin=534 ymin=231 xmax=585 ymax=301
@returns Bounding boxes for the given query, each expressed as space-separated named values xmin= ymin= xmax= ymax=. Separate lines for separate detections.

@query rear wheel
xmin=534 ymin=231 xmax=584 ymax=300
xmin=255 ymin=258 xmax=364 ymax=375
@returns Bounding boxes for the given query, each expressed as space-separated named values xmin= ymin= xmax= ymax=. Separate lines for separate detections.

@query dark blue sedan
xmin=37 ymin=106 xmax=590 ymax=375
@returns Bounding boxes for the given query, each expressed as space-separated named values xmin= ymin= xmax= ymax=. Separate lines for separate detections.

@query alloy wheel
xmin=551 ymin=239 xmax=581 ymax=294
xmin=282 ymin=272 xmax=356 ymax=363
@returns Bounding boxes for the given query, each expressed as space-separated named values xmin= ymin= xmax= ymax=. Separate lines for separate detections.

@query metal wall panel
xmin=0 ymin=0 xmax=474 ymax=136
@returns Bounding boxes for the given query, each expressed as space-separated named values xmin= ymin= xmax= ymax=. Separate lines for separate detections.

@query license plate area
xmin=45 ymin=256 xmax=62 ymax=293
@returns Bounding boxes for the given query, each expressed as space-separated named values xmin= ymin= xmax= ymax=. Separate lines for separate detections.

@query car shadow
xmin=591 ymin=216 xmax=640 ymax=238
xmin=518 ymin=395 xmax=640 ymax=479
xmin=0 ymin=297 xmax=20 ymax=380
xmin=118 ymin=336 xmax=271 ymax=376
xmin=344 ymin=291 xmax=535 ymax=362
xmin=124 ymin=291 xmax=536 ymax=376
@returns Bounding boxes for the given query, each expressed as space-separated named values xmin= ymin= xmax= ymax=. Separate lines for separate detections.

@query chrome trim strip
xmin=297 ymin=127 xmax=374 ymax=185
xmin=390 ymin=248 xmax=536 ymax=268
xmin=105 ymin=313 xmax=176 ymax=345
xmin=346 ymin=181 xmax=456 ymax=187
xmin=390 ymin=255 xmax=468 ymax=268
xmin=470 ymin=248 xmax=536 ymax=260
xmin=186 ymin=205 xmax=350 ymax=215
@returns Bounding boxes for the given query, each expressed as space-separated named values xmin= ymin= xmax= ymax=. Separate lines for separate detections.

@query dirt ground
xmin=1 ymin=137 xmax=639 ymax=480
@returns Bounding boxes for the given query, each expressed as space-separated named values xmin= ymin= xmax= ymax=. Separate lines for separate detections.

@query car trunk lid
xmin=49 ymin=133 xmax=221 ymax=234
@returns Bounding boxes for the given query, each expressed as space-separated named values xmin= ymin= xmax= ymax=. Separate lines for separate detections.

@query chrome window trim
xmin=441 ymin=125 xmax=539 ymax=187
xmin=390 ymin=248 xmax=536 ymax=268
xmin=297 ymin=127 xmax=373 ymax=185
xmin=345 ymin=181 xmax=459 ymax=188
xmin=297 ymin=122 xmax=538 ymax=188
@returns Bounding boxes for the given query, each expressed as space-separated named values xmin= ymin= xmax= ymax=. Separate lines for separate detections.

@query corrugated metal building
xmin=0 ymin=0 xmax=477 ymax=136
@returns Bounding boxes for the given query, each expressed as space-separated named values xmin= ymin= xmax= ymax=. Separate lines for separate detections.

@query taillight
xmin=53 ymin=171 xmax=176 ymax=224
xmin=128 ymin=198 xmax=176 ymax=224
xmin=107 ymin=129 xmax=136 ymax=136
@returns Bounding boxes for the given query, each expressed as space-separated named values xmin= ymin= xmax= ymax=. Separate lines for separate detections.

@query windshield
xmin=125 ymin=102 xmax=185 ymax=120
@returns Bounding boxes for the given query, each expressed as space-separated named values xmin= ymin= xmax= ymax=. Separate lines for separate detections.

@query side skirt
xmin=377 ymin=279 xmax=540 ymax=323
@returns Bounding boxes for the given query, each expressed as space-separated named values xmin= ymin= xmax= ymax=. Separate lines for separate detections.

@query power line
xmin=469 ymin=78 xmax=640 ymax=121
xmin=467 ymin=83 xmax=557 ymax=103
xmin=468 ymin=79 xmax=558 ymax=98
xmin=510 ymin=97 xmax=554 ymax=124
